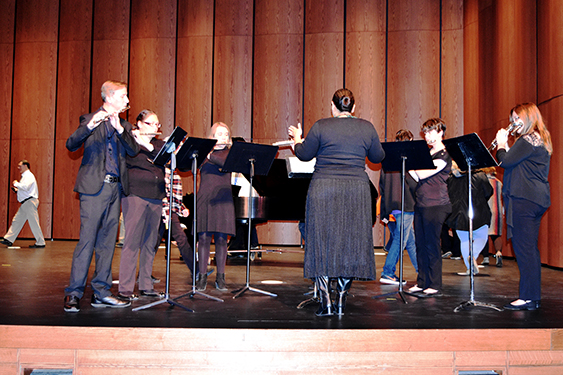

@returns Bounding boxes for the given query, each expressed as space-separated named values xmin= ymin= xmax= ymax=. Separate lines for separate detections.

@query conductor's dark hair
xmin=332 ymin=88 xmax=355 ymax=113
xmin=20 ymin=160 xmax=30 ymax=169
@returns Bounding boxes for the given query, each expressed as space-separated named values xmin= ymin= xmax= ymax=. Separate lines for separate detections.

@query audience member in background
xmin=1 ymin=160 xmax=46 ymax=249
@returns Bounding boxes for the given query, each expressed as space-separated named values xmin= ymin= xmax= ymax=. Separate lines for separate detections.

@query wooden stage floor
xmin=1 ymin=239 xmax=562 ymax=330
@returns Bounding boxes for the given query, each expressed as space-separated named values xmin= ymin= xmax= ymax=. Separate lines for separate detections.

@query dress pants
xmin=511 ymin=198 xmax=547 ymax=301
xmin=65 ymin=182 xmax=121 ymax=299
xmin=119 ymin=195 xmax=162 ymax=294
xmin=414 ymin=204 xmax=451 ymax=290
xmin=4 ymin=198 xmax=45 ymax=245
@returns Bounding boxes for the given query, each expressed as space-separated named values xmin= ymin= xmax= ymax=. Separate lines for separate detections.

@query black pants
xmin=415 ymin=204 xmax=451 ymax=290
xmin=511 ymin=198 xmax=547 ymax=301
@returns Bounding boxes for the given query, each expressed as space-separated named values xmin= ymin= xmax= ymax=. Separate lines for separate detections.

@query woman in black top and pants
xmin=409 ymin=118 xmax=452 ymax=297
xmin=494 ymin=103 xmax=552 ymax=311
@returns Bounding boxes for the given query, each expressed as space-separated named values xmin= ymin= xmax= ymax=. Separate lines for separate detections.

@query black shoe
xmin=117 ymin=293 xmax=139 ymax=301
xmin=503 ymin=300 xmax=540 ymax=311
xmin=29 ymin=244 xmax=45 ymax=248
xmin=140 ymin=289 xmax=165 ymax=298
xmin=64 ymin=295 xmax=80 ymax=313
xmin=91 ymin=294 xmax=131 ymax=308
xmin=415 ymin=290 xmax=443 ymax=298
xmin=1 ymin=238 xmax=13 ymax=246
xmin=196 ymin=274 xmax=208 ymax=291
xmin=496 ymin=255 xmax=503 ymax=267
xmin=215 ymin=273 xmax=228 ymax=291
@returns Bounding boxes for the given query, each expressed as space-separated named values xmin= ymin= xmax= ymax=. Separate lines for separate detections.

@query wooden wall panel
xmin=213 ymin=0 xmax=254 ymax=137
xmin=303 ymin=0 xmax=344 ymax=132
xmin=0 ymin=0 xmax=15 ymax=234
xmin=387 ymin=0 xmax=440 ymax=140
xmin=253 ymin=0 xmax=304 ymax=245
xmin=441 ymin=0 xmax=464 ymax=137
xmin=176 ymin=0 xmax=214 ymax=138
xmin=129 ymin=0 xmax=177 ymax=137
xmin=538 ymin=0 xmax=563 ymax=267
xmin=540 ymin=99 xmax=563 ymax=267
xmin=10 ymin=0 xmax=59 ymax=240
xmin=537 ymin=0 xmax=563 ymax=105
xmin=52 ymin=0 xmax=93 ymax=239
xmin=90 ymin=0 xmax=131 ymax=115
xmin=253 ymin=0 xmax=303 ymax=144
xmin=463 ymin=0 xmax=479 ymax=138
xmin=345 ymin=0 xmax=387 ymax=247
xmin=492 ymin=0 xmax=537 ymax=123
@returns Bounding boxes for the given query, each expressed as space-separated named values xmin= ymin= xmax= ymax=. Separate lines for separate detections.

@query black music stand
xmin=221 ymin=141 xmax=279 ymax=298
xmin=443 ymin=133 xmax=502 ymax=312
xmin=373 ymin=140 xmax=434 ymax=303
xmin=171 ymin=137 xmax=225 ymax=305
xmin=133 ymin=127 xmax=198 ymax=312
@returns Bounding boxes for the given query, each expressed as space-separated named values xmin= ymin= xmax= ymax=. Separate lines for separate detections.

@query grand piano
xmin=232 ymin=158 xmax=378 ymax=224
xmin=232 ymin=158 xmax=311 ymax=222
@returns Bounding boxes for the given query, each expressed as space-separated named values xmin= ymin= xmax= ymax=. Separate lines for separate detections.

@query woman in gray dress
xmin=195 ymin=122 xmax=236 ymax=292
xmin=288 ymin=88 xmax=385 ymax=316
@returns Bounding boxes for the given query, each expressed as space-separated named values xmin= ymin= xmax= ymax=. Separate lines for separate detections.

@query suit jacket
xmin=66 ymin=107 xmax=140 ymax=195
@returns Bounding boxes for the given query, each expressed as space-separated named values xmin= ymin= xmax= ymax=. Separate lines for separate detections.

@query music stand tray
xmin=443 ymin=133 xmax=501 ymax=312
xmin=374 ymin=140 xmax=434 ymax=303
xmin=221 ymin=141 xmax=279 ymax=298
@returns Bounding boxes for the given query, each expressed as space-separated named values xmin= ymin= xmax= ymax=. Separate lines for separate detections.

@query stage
xmin=1 ymin=240 xmax=563 ymax=374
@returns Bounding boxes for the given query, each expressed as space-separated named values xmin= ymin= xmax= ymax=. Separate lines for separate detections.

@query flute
xmin=488 ymin=121 xmax=522 ymax=151
xmin=93 ymin=105 xmax=130 ymax=126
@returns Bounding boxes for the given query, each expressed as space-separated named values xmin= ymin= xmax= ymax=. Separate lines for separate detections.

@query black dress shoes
xmin=140 ymin=289 xmax=165 ymax=298
xmin=1 ymin=238 xmax=13 ymax=246
xmin=503 ymin=300 xmax=540 ymax=311
xmin=29 ymin=244 xmax=45 ymax=248
xmin=64 ymin=295 xmax=80 ymax=312
xmin=117 ymin=293 xmax=139 ymax=301
xmin=91 ymin=294 xmax=131 ymax=308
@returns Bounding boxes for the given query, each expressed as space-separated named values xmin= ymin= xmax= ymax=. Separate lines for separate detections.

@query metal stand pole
xmin=174 ymin=153 xmax=224 ymax=304
xmin=454 ymin=163 xmax=502 ymax=312
xmin=134 ymin=153 xmax=196 ymax=312
xmin=233 ymin=159 xmax=277 ymax=298
xmin=374 ymin=156 xmax=409 ymax=303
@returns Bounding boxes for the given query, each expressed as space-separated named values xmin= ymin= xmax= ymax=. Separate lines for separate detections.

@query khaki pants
xmin=4 ymin=198 xmax=45 ymax=245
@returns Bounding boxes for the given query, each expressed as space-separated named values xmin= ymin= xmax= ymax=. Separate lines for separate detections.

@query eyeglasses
xmin=143 ymin=121 xmax=161 ymax=128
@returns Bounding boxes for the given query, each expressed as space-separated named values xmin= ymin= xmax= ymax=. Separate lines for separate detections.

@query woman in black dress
xmin=494 ymin=103 xmax=552 ymax=311
xmin=195 ymin=122 xmax=236 ymax=292
xmin=288 ymin=88 xmax=385 ymax=316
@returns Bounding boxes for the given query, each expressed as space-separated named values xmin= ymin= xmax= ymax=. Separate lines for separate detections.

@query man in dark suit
xmin=63 ymin=80 xmax=140 ymax=312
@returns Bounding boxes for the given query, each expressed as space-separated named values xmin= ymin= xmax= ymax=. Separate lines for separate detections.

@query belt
xmin=20 ymin=197 xmax=35 ymax=204
xmin=104 ymin=175 xmax=120 ymax=183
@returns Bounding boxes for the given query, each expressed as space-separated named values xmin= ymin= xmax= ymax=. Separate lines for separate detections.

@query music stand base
xmin=132 ymin=297 xmax=194 ymax=313
xmin=373 ymin=289 xmax=408 ymax=304
xmin=174 ymin=289 xmax=224 ymax=303
xmin=454 ymin=299 xmax=503 ymax=313
xmin=232 ymin=285 xmax=277 ymax=299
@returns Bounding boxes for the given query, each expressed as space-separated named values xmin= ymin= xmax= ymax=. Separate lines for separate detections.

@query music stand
xmin=221 ymin=141 xmax=279 ymax=298
xmin=443 ymin=133 xmax=502 ymax=312
xmin=133 ymin=127 xmax=198 ymax=312
xmin=373 ymin=140 xmax=434 ymax=303
xmin=172 ymin=137 xmax=225 ymax=304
